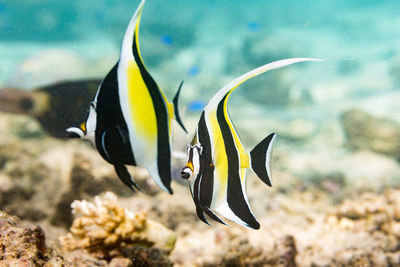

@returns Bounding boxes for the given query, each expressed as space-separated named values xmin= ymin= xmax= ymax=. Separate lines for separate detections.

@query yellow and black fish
xmin=180 ymin=58 xmax=323 ymax=229
xmin=67 ymin=0 xmax=186 ymax=193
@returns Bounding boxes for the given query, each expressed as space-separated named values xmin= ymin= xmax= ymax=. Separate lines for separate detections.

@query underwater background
xmin=0 ymin=0 xmax=400 ymax=266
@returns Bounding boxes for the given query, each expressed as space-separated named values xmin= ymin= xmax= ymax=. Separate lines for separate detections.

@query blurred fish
xmin=187 ymin=100 xmax=206 ymax=112
xmin=67 ymin=0 xmax=186 ymax=194
xmin=247 ymin=21 xmax=260 ymax=32
xmin=180 ymin=58 xmax=323 ymax=229
xmin=161 ymin=35 xmax=173 ymax=46
xmin=0 ymin=80 xmax=100 ymax=138
xmin=188 ymin=65 xmax=200 ymax=77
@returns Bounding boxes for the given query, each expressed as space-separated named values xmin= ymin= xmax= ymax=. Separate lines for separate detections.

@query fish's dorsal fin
xmin=120 ymin=0 xmax=146 ymax=63
xmin=172 ymin=81 xmax=187 ymax=133
xmin=204 ymin=58 xmax=325 ymax=112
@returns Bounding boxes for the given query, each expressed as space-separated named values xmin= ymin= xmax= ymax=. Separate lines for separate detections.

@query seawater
xmin=0 ymin=0 xmax=399 ymax=177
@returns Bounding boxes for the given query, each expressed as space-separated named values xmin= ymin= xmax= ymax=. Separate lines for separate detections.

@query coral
xmin=312 ymin=190 xmax=400 ymax=266
xmin=192 ymin=226 xmax=297 ymax=267
xmin=0 ymin=210 xmax=67 ymax=266
xmin=51 ymin=154 xmax=132 ymax=228
xmin=341 ymin=108 xmax=400 ymax=159
xmin=59 ymin=192 xmax=176 ymax=263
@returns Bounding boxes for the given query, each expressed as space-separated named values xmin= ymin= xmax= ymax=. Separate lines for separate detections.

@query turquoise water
xmin=0 ymin=0 xmax=398 ymax=145
xmin=1 ymin=1 xmax=399 ymax=93
xmin=1 ymin=2 xmax=400 ymax=265
xmin=1 ymin=0 xmax=399 ymax=157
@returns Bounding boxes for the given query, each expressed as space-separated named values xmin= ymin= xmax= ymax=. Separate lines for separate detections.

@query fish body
xmin=181 ymin=58 xmax=323 ymax=229
xmin=67 ymin=0 xmax=186 ymax=194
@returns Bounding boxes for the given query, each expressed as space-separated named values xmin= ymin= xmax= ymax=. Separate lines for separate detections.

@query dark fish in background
xmin=0 ymin=80 xmax=100 ymax=138
xmin=180 ymin=58 xmax=323 ymax=229
xmin=67 ymin=0 xmax=186 ymax=194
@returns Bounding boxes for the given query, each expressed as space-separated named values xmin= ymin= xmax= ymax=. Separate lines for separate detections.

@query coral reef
xmin=51 ymin=153 xmax=133 ymax=228
xmin=200 ymin=230 xmax=297 ymax=267
xmin=0 ymin=210 xmax=67 ymax=266
xmin=59 ymin=192 xmax=176 ymax=264
xmin=341 ymin=108 xmax=400 ymax=159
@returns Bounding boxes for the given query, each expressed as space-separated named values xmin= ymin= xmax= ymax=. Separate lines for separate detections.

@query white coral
xmin=60 ymin=192 xmax=176 ymax=259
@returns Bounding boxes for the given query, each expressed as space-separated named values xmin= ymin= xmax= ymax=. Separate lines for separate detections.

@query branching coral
xmin=59 ymin=192 xmax=176 ymax=262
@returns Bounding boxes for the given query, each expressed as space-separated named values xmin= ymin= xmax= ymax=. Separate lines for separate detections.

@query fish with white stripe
xmin=67 ymin=0 xmax=186 ymax=194
xmin=180 ymin=58 xmax=324 ymax=229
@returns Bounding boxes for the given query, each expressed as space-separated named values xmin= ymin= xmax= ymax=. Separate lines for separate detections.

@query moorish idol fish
xmin=67 ymin=0 xmax=186 ymax=194
xmin=180 ymin=58 xmax=323 ymax=229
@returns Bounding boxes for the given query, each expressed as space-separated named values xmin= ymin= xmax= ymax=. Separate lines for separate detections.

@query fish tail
xmin=172 ymin=81 xmax=187 ymax=133
xmin=249 ymin=133 xmax=276 ymax=187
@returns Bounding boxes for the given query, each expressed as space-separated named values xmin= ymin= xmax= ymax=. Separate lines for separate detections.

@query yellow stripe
xmin=126 ymin=60 xmax=157 ymax=141
xmin=208 ymin=110 xmax=228 ymax=201
xmin=167 ymin=102 xmax=175 ymax=120
xmin=80 ymin=122 xmax=86 ymax=134
xmin=185 ymin=161 xmax=194 ymax=172
xmin=133 ymin=10 xmax=172 ymax=135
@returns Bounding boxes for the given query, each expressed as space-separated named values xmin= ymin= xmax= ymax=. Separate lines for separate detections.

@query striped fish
xmin=67 ymin=0 xmax=186 ymax=194
xmin=180 ymin=58 xmax=323 ymax=229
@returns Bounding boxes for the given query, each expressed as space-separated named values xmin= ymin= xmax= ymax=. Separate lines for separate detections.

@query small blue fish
xmin=67 ymin=0 xmax=186 ymax=194
xmin=188 ymin=65 xmax=200 ymax=77
xmin=187 ymin=100 xmax=206 ymax=112
xmin=161 ymin=35 xmax=173 ymax=46
xmin=247 ymin=21 xmax=260 ymax=32
xmin=180 ymin=58 xmax=323 ymax=229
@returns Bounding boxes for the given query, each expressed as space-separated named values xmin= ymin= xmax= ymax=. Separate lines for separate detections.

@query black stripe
xmin=192 ymin=174 xmax=208 ymax=224
xmin=197 ymin=112 xmax=214 ymax=208
xmin=192 ymin=176 xmax=226 ymax=226
xmin=132 ymin=34 xmax=172 ymax=193
xmin=216 ymin=94 xmax=260 ymax=229
xmin=96 ymin=63 xmax=136 ymax=166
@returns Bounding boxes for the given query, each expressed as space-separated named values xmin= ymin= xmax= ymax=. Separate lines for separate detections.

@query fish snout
xmin=180 ymin=164 xmax=193 ymax=180
xmin=66 ymin=126 xmax=84 ymax=139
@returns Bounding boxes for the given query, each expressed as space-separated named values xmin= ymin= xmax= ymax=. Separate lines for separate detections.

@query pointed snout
xmin=180 ymin=161 xmax=194 ymax=180
xmin=66 ymin=127 xmax=84 ymax=139
xmin=180 ymin=169 xmax=191 ymax=179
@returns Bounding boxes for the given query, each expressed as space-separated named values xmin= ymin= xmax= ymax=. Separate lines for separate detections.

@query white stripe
xmin=215 ymin=202 xmax=254 ymax=229
xmin=120 ymin=0 xmax=146 ymax=63
xmin=101 ymin=131 xmax=112 ymax=162
xmin=265 ymin=134 xmax=276 ymax=186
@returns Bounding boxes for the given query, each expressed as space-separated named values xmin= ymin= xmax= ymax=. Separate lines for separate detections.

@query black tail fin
xmin=249 ymin=133 xmax=276 ymax=187
xmin=172 ymin=81 xmax=187 ymax=133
